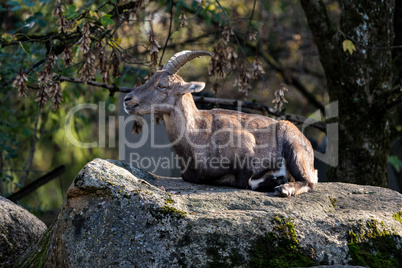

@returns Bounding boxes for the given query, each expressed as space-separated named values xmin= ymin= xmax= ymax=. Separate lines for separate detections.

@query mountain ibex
xmin=124 ymin=51 xmax=317 ymax=197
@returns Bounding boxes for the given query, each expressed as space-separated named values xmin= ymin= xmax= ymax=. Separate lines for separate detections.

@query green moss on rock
xmin=249 ymin=215 xmax=316 ymax=268
xmin=150 ymin=205 xmax=187 ymax=220
xmin=347 ymin=219 xmax=402 ymax=268
xmin=164 ymin=195 xmax=175 ymax=205
xmin=393 ymin=211 xmax=402 ymax=225
xmin=160 ymin=206 xmax=187 ymax=218
xmin=329 ymin=196 xmax=337 ymax=208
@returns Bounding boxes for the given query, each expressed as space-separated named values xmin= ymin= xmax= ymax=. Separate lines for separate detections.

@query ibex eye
xmin=157 ymin=85 xmax=166 ymax=91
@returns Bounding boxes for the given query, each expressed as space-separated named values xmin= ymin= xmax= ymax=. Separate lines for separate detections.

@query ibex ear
xmin=182 ymin=82 xmax=205 ymax=94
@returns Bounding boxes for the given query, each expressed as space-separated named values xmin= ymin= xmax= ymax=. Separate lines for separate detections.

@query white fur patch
xmin=311 ymin=169 xmax=318 ymax=184
xmin=263 ymin=159 xmax=288 ymax=178
xmin=270 ymin=163 xmax=287 ymax=178
xmin=248 ymin=177 xmax=266 ymax=190
xmin=298 ymin=185 xmax=311 ymax=194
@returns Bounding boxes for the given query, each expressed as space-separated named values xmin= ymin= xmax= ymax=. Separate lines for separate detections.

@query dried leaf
xmin=148 ymin=32 xmax=160 ymax=67
xmin=234 ymin=62 xmax=253 ymax=96
xmin=252 ymin=57 xmax=265 ymax=79
xmin=208 ymin=39 xmax=227 ymax=78
xmin=48 ymin=81 xmax=63 ymax=110
xmin=110 ymin=50 xmax=121 ymax=78
xmin=212 ymin=82 xmax=220 ymax=97
xmin=12 ymin=70 xmax=28 ymax=97
xmin=53 ymin=5 xmax=66 ymax=32
xmin=63 ymin=46 xmax=73 ymax=66
xmin=222 ymin=26 xmax=233 ymax=43
xmin=272 ymin=85 xmax=288 ymax=111
xmin=248 ymin=30 xmax=257 ymax=41
xmin=179 ymin=12 xmax=187 ymax=28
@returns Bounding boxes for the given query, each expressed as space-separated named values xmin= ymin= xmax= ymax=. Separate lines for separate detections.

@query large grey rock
xmin=16 ymin=159 xmax=402 ymax=267
xmin=0 ymin=196 xmax=47 ymax=268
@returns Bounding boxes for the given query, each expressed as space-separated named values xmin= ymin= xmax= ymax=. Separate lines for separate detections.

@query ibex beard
xmin=124 ymin=50 xmax=318 ymax=197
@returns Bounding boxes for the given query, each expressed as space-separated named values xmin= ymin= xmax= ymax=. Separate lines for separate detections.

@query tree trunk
xmin=300 ymin=0 xmax=395 ymax=186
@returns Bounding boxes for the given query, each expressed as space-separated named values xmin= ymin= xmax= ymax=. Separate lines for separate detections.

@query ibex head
xmin=124 ymin=50 xmax=211 ymax=115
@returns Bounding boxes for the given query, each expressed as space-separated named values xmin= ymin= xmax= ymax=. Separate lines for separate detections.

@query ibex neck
xmin=178 ymin=93 xmax=200 ymax=120
xmin=163 ymin=93 xmax=200 ymax=143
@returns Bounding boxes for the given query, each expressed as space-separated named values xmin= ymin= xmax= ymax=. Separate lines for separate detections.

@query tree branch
xmin=20 ymin=111 xmax=41 ymax=186
xmin=254 ymin=45 xmax=325 ymax=113
xmin=57 ymin=76 xmax=326 ymax=132
xmin=58 ymin=76 xmax=132 ymax=94
xmin=0 ymin=58 xmax=46 ymax=89
xmin=7 ymin=165 xmax=66 ymax=202
xmin=159 ymin=0 xmax=175 ymax=67
xmin=299 ymin=0 xmax=335 ymax=38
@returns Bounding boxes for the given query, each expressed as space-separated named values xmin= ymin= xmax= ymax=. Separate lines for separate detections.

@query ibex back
xmin=124 ymin=51 xmax=318 ymax=197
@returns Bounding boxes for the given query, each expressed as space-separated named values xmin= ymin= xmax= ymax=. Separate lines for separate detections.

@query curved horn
xmin=163 ymin=50 xmax=212 ymax=75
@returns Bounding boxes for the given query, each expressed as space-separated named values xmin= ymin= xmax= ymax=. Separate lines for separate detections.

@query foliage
xmin=0 ymin=0 xmax=400 ymax=213
xmin=388 ymin=155 xmax=402 ymax=172
xmin=0 ymin=0 xmax=330 ymax=212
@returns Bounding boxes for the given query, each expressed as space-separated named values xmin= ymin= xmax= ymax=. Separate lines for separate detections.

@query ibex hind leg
xmin=274 ymin=179 xmax=316 ymax=197
xmin=274 ymin=121 xmax=318 ymax=197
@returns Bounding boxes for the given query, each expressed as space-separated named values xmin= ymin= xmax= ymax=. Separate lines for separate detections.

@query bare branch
xmin=159 ymin=0 xmax=175 ymax=67
xmin=56 ymin=75 xmax=327 ymax=131
xmin=7 ymin=165 xmax=66 ymax=202
xmin=20 ymin=111 xmax=41 ymax=186
xmin=58 ymin=76 xmax=132 ymax=95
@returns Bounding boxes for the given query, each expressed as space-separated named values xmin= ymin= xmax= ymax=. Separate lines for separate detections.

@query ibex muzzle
xmin=124 ymin=50 xmax=318 ymax=197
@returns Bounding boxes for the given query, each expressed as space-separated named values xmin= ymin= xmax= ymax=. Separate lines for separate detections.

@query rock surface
xmin=0 ymin=196 xmax=47 ymax=268
xmin=17 ymin=159 xmax=402 ymax=267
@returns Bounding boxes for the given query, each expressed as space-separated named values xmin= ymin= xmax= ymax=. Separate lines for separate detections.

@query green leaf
xmin=38 ymin=19 xmax=47 ymax=27
xmin=19 ymin=42 xmax=31 ymax=55
xmin=342 ymin=39 xmax=356 ymax=55
xmin=388 ymin=155 xmax=402 ymax=172
xmin=3 ymin=145 xmax=12 ymax=153
xmin=100 ymin=14 xmax=114 ymax=26
xmin=7 ymin=1 xmax=20 ymax=6
xmin=64 ymin=4 xmax=77 ymax=19
xmin=22 ymin=127 xmax=32 ymax=137
xmin=39 ymin=0 xmax=49 ymax=3
xmin=13 ymin=182 xmax=24 ymax=189
xmin=11 ymin=5 xmax=21 ymax=11
xmin=25 ymin=16 xmax=38 ymax=24
xmin=22 ymin=0 xmax=36 ymax=7
xmin=2 ymin=33 xmax=16 ymax=42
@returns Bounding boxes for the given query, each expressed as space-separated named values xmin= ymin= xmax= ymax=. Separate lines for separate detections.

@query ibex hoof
xmin=274 ymin=184 xmax=295 ymax=197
